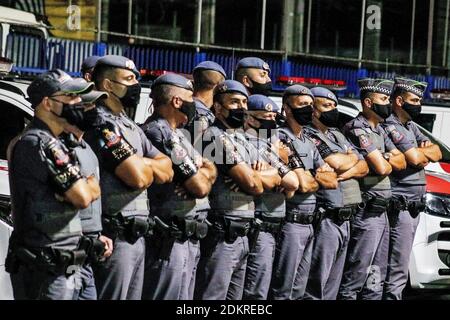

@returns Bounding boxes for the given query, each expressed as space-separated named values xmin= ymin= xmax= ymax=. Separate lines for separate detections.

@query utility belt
xmin=206 ymin=215 xmax=252 ymax=243
xmin=5 ymin=234 xmax=89 ymax=277
xmin=248 ymin=214 xmax=284 ymax=252
xmin=361 ymin=193 xmax=390 ymax=214
xmin=151 ymin=215 xmax=209 ymax=260
xmin=322 ymin=205 xmax=357 ymax=224
xmin=78 ymin=235 xmax=107 ymax=265
xmin=285 ymin=211 xmax=316 ymax=225
xmin=388 ymin=196 xmax=426 ymax=219
xmin=102 ymin=214 xmax=154 ymax=244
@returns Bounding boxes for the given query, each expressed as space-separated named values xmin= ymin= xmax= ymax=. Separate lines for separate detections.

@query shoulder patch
xmin=359 ymin=134 xmax=372 ymax=149
xmin=390 ymin=128 xmax=404 ymax=143
xmin=101 ymin=128 xmax=121 ymax=147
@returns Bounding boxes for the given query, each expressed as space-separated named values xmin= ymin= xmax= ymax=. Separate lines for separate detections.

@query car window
xmin=0 ymin=99 xmax=31 ymax=160
xmin=415 ymin=113 xmax=436 ymax=133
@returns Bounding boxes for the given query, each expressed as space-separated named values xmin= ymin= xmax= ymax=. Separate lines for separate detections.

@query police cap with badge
xmin=358 ymin=78 xmax=395 ymax=96
xmin=236 ymin=57 xmax=271 ymax=73
xmin=92 ymin=55 xmax=140 ymax=78
xmin=392 ymin=77 xmax=427 ymax=98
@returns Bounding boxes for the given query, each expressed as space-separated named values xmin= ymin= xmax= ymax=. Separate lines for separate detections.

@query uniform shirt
xmin=382 ymin=114 xmax=429 ymax=199
xmin=84 ymin=104 xmax=159 ymax=219
xmin=303 ymin=124 xmax=363 ymax=208
xmin=9 ymin=118 xmax=83 ymax=250
xmin=141 ymin=116 xmax=202 ymax=220
xmin=343 ymin=113 xmax=395 ymax=198
xmin=245 ymin=132 xmax=286 ymax=219
xmin=278 ymin=126 xmax=325 ymax=214
xmin=185 ymin=98 xmax=215 ymax=147
xmin=202 ymin=120 xmax=259 ymax=219
xmin=61 ymin=135 xmax=102 ymax=236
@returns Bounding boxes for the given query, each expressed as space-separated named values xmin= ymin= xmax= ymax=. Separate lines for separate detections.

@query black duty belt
xmin=324 ymin=206 xmax=357 ymax=222
xmin=285 ymin=212 xmax=315 ymax=225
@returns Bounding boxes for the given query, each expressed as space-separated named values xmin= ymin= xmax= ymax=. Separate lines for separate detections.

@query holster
xmin=408 ymin=198 xmax=426 ymax=218
xmin=78 ymin=236 xmax=106 ymax=265
xmin=102 ymin=215 xmax=154 ymax=244
xmin=362 ymin=193 xmax=390 ymax=214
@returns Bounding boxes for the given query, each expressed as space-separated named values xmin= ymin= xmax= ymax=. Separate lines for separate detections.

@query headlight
xmin=425 ymin=193 xmax=450 ymax=218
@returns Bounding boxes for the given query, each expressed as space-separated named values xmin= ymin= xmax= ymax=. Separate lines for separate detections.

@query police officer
xmin=141 ymin=73 xmax=217 ymax=300
xmin=84 ymin=55 xmax=174 ymax=300
xmin=188 ymin=61 xmax=226 ymax=146
xmin=382 ymin=78 xmax=442 ymax=300
xmin=302 ymin=87 xmax=369 ymax=300
xmin=81 ymin=55 xmax=101 ymax=82
xmin=6 ymin=69 xmax=100 ymax=300
xmin=235 ymin=57 xmax=272 ymax=96
xmin=242 ymin=94 xmax=299 ymax=300
xmin=271 ymin=85 xmax=338 ymax=300
xmin=338 ymin=79 xmax=407 ymax=300
xmin=194 ymin=80 xmax=275 ymax=300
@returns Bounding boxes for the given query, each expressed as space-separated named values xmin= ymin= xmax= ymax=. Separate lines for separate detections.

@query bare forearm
xmin=143 ymin=157 xmax=174 ymax=184
xmin=338 ymin=160 xmax=369 ymax=180
xmin=419 ymin=145 xmax=442 ymax=162
xmin=257 ymin=167 xmax=282 ymax=190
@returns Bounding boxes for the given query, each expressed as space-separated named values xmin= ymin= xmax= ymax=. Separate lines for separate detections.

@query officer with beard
xmin=302 ymin=87 xmax=369 ymax=300
xmin=141 ymin=73 xmax=217 ymax=300
xmin=84 ymin=55 xmax=174 ymax=300
xmin=338 ymin=79 xmax=407 ymax=300
xmin=381 ymin=78 xmax=442 ymax=300
xmin=235 ymin=57 xmax=272 ymax=96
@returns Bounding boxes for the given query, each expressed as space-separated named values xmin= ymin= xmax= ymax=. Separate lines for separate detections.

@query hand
xmin=317 ymin=163 xmax=334 ymax=173
xmin=252 ymin=160 xmax=268 ymax=171
xmin=99 ymin=235 xmax=113 ymax=258
xmin=420 ymin=140 xmax=432 ymax=148
xmin=63 ymin=122 xmax=84 ymax=140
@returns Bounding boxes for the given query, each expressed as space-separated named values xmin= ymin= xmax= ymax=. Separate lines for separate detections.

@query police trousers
xmin=338 ymin=206 xmax=390 ymax=300
xmin=304 ymin=217 xmax=350 ymax=300
xmin=194 ymin=231 xmax=250 ymax=300
xmin=270 ymin=222 xmax=315 ymax=300
xmin=142 ymin=238 xmax=200 ymax=300
xmin=11 ymin=264 xmax=83 ymax=300
xmin=384 ymin=208 xmax=420 ymax=300
xmin=243 ymin=231 xmax=277 ymax=300
xmin=93 ymin=236 xmax=145 ymax=300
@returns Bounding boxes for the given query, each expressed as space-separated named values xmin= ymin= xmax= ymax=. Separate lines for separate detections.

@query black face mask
xmin=275 ymin=112 xmax=286 ymax=127
xmin=249 ymin=115 xmax=277 ymax=130
xmin=371 ymin=102 xmax=392 ymax=120
xmin=402 ymin=102 xmax=422 ymax=120
xmin=179 ymin=100 xmax=196 ymax=126
xmin=60 ymin=102 xmax=85 ymax=126
xmin=291 ymin=105 xmax=313 ymax=126
xmin=110 ymin=80 xmax=141 ymax=109
xmin=248 ymin=79 xmax=272 ymax=96
xmin=224 ymin=108 xmax=246 ymax=128
xmin=319 ymin=109 xmax=339 ymax=127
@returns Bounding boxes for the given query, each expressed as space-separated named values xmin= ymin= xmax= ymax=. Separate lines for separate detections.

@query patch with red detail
xmin=359 ymin=134 xmax=372 ymax=149
xmin=390 ymin=128 xmax=404 ymax=143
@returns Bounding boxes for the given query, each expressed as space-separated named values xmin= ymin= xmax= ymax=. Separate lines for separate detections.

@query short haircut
xmin=92 ymin=65 xmax=117 ymax=89
xmin=360 ymin=91 xmax=375 ymax=104
xmin=235 ymin=68 xmax=249 ymax=82
xmin=151 ymin=84 xmax=177 ymax=107
xmin=391 ymin=87 xmax=408 ymax=100
xmin=193 ymin=70 xmax=220 ymax=91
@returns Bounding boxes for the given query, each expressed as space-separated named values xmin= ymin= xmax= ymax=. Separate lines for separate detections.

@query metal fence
xmin=6 ymin=33 xmax=450 ymax=98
